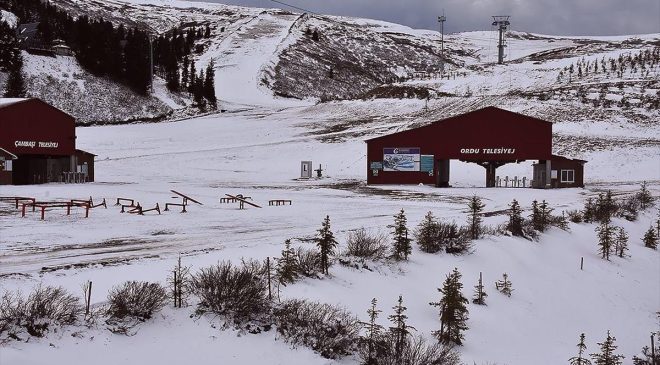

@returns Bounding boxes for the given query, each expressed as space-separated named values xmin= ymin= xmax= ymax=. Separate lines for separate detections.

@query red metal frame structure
xmin=365 ymin=107 xmax=584 ymax=188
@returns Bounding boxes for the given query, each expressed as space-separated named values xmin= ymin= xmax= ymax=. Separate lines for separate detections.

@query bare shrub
xmin=346 ymin=228 xmax=389 ymax=260
xmin=295 ymin=247 xmax=322 ymax=278
xmin=273 ymin=299 xmax=360 ymax=359
xmin=191 ymin=260 xmax=269 ymax=321
xmin=106 ymin=281 xmax=167 ymax=321
xmin=0 ymin=285 xmax=81 ymax=339
xmin=360 ymin=333 xmax=460 ymax=365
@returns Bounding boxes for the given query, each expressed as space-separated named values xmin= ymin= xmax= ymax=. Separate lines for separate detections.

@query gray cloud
xmin=199 ymin=0 xmax=660 ymax=36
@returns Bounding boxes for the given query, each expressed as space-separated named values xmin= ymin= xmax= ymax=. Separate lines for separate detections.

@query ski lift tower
xmin=491 ymin=15 xmax=510 ymax=65
xmin=438 ymin=12 xmax=447 ymax=74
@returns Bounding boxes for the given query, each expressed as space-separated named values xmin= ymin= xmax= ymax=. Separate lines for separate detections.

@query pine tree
xmin=0 ymin=21 xmax=21 ymax=72
xmin=203 ymin=60 xmax=217 ymax=108
xmin=316 ymin=215 xmax=337 ymax=275
xmin=193 ymin=70 xmax=205 ymax=105
xmin=642 ymin=226 xmax=658 ymax=250
xmin=595 ymin=191 xmax=616 ymax=223
xmin=569 ymin=333 xmax=592 ymax=365
xmin=361 ymin=298 xmax=384 ymax=365
xmin=495 ymin=273 xmax=513 ymax=297
xmin=467 ymin=195 xmax=485 ymax=240
xmin=4 ymin=53 xmax=26 ymax=98
xmin=584 ymin=198 xmax=596 ymax=223
xmin=415 ymin=211 xmax=439 ymax=253
xmin=471 ymin=272 xmax=487 ymax=305
xmin=389 ymin=209 xmax=411 ymax=260
xmin=507 ymin=199 xmax=524 ymax=237
xmin=181 ymin=56 xmax=189 ymax=89
xmin=596 ymin=221 xmax=616 ymax=260
xmin=590 ymin=331 xmax=624 ymax=365
xmin=188 ymin=61 xmax=196 ymax=94
xmin=538 ymin=200 xmax=554 ymax=232
xmin=614 ymin=228 xmax=629 ymax=258
xmin=637 ymin=181 xmax=654 ymax=210
xmin=276 ymin=239 xmax=299 ymax=285
xmin=388 ymin=295 xmax=414 ymax=363
xmin=430 ymin=268 xmax=469 ymax=345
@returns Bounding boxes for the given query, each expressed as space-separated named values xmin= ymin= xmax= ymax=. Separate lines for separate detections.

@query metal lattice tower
xmin=438 ymin=11 xmax=447 ymax=73
xmin=491 ymin=15 xmax=510 ymax=65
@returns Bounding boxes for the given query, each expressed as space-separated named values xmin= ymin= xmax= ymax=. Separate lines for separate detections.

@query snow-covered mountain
xmin=3 ymin=0 xmax=658 ymax=125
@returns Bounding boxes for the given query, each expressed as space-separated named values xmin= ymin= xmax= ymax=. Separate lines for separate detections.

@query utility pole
xmin=149 ymin=35 xmax=154 ymax=94
xmin=491 ymin=15 xmax=510 ymax=65
xmin=438 ymin=11 xmax=446 ymax=75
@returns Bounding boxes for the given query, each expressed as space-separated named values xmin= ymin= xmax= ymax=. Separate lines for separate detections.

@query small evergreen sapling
xmin=361 ymin=298 xmax=384 ymax=365
xmin=507 ymin=199 xmax=524 ymax=237
xmin=467 ymin=195 xmax=485 ymax=240
xmin=316 ymin=215 xmax=338 ymax=275
xmin=276 ymin=239 xmax=299 ymax=285
xmin=590 ymin=331 xmax=624 ymax=365
xmin=596 ymin=221 xmax=616 ymax=260
xmin=636 ymin=182 xmax=654 ymax=210
xmin=430 ymin=268 xmax=469 ymax=345
xmin=389 ymin=209 xmax=412 ymax=260
xmin=471 ymin=272 xmax=487 ymax=305
xmin=388 ymin=295 xmax=415 ymax=363
xmin=495 ymin=273 xmax=513 ymax=297
xmin=642 ymin=227 xmax=658 ymax=250
xmin=569 ymin=333 xmax=592 ymax=365
xmin=415 ymin=211 xmax=440 ymax=253
xmin=583 ymin=198 xmax=596 ymax=223
xmin=614 ymin=228 xmax=629 ymax=258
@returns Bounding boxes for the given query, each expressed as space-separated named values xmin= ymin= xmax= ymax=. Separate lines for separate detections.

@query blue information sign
xmin=420 ymin=155 xmax=434 ymax=172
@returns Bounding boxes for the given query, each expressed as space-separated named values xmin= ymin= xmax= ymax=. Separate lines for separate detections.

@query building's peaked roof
xmin=0 ymin=98 xmax=29 ymax=108
xmin=552 ymin=154 xmax=587 ymax=163
xmin=0 ymin=98 xmax=75 ymax=120
xmin=365 ymin=106 xmax=552 ymax=142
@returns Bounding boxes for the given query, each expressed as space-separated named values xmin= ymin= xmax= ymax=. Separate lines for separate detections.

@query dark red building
xmin=366 ymin=107 xmax=585 ymax=188
xmin=0 ymin=98 xmax=95 ymax=185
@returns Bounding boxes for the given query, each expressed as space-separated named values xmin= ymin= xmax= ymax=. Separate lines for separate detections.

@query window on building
xmin=560 ymin=169 xmax=574 ymax=183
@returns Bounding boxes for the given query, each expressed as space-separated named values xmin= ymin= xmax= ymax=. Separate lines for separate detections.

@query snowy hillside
xmin=21 ymin=52 xmax=184 ymax=124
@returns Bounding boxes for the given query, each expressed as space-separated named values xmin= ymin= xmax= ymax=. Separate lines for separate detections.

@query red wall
xmin=0 ymin=99 xmax=75 ymax=156
xmin=367 ymin=107 xmax=553 ymax=185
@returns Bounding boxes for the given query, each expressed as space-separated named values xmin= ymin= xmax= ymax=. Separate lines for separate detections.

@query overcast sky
xmin=201 ymin=0 xmax=660 ymax=36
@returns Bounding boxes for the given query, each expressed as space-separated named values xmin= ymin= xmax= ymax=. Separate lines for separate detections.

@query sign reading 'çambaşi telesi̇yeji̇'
xmin=460 ymin=148 xmax=516 ymax=154
xmin=14 ymin=141 xmax=59 ymax=148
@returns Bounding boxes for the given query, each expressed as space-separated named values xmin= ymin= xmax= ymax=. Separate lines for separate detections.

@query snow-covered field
xmin=1 ymin=100 xmax=658 ymax=365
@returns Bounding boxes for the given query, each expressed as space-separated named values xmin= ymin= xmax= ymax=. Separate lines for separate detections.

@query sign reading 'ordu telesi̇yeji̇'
xmin=14 ymin=140 xmax=60 ymax=149
xmin=460 ymin=148 xmax=516 ymax=155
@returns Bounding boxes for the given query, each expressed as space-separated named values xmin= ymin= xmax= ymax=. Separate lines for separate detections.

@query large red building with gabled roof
xmin=0 ymin=98 xmax=95 ymax=185
xmin=365 ymin=107 xmax=585 ymax=188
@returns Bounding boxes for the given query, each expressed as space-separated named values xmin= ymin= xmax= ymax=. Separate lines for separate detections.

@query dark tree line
xmin=1 ymin=0 xmax=215 ymax=100
xmin=0 ymin=20 xmax=25 ymax=97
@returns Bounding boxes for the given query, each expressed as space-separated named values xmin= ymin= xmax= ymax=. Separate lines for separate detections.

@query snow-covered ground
xmin=1 ymin=100 xmax=658 ymax=365
xmin=1 ymin=0 xmax=659 ymax=363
